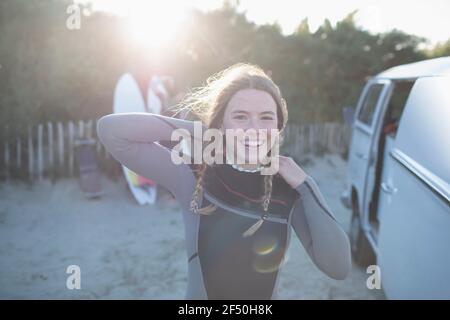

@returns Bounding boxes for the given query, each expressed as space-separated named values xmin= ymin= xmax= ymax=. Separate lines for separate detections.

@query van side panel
xmin=377 ymin=76 xmax=450 ymax=299
xmin=394 ymin=76 xmax=450 ymax=184
xmin=378 ymin=154 xmax=450 ymax=298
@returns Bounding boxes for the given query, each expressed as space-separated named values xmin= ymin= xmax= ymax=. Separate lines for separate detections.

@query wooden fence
xmin=0 ymin=119 xmax=351 ymax=181
xmin=282 ymin=122 xmax=351 ymax=159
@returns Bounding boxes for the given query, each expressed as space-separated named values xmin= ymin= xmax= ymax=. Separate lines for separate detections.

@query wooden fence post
xmin=16 ymin=137 xmax=21 ymax=170
xmin=47 ymin=122 xmax=54 ymax=173
xmin=57 ymin=122 xmax=64 ymax=172
xmin=68 ymin=121 xmax=74 ymax=176
xmin=37 ymin=124 xmax=43 ymax=181
xmin=4 ymin=140 xmax=10 ymax=181
xmin=28 ymin=125 xmax=34 ymax=180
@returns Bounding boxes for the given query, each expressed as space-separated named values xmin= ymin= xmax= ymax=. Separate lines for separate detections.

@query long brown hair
xmin=174 ymin=63 xmax=288 ymax=215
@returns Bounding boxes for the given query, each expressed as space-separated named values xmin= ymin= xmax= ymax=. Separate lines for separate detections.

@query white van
xmin=341 ymin=57 xmax=450 ymax=299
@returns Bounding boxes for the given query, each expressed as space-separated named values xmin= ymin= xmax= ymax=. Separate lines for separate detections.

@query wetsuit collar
xmin=224 ymin=155 xmax=264 ymax=173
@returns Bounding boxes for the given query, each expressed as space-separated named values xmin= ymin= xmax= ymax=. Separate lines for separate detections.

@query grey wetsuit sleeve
xmin=96 ymin=112 xmax=196 ymax=207
xmin=291 ymin=175 xmax=352 ymax=280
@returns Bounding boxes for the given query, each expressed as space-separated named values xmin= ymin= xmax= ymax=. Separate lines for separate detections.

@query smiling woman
xmin=97 ymin=63 xmax=351 ymax=300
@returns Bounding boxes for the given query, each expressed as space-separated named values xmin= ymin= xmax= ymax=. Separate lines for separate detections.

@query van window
xmin=382 ymin=81 xmax=415 ymax=138
xmin=357 ymin=83 xmax=384 ymax=127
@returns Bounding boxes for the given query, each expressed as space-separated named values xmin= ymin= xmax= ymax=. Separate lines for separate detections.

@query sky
xmin=86 ymin=0 xmax=450 ymax=47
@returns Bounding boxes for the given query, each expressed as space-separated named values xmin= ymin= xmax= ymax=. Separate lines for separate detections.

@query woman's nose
xmin=242 ymin=119 xmax=263 ymax=139
xmin=248 ymin=116 xmax=263 ymax=130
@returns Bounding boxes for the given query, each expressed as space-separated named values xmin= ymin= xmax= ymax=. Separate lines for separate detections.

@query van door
xmin=367 ymin=81 xmax=415 ymax=236
xmin=348 ymin=80 xmax=391 ymax=218
xmin=377 ymin=76 xmax=450 ymax=299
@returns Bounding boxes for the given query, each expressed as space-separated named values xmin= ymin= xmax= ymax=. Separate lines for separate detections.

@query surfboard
xmin=149 ymin=75 xmax=168 ymax=111
xmin=113 ymin=73 xmax=157 ymax=205
xmin=146 ymin=78 xmax=163 ymax=115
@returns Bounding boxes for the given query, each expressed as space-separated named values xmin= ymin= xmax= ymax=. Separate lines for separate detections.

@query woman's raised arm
xmin=96 ymin=112 xmax=197 ymax=204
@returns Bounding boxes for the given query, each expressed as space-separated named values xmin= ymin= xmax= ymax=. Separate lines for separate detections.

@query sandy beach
xmin=0 ymin=154 xmax=385 ymax=299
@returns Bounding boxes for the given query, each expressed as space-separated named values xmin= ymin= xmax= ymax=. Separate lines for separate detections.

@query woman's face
xmin=222 ymin=88 xmax=279 ymax=166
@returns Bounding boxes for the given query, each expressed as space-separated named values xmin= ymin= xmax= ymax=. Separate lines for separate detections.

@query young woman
xmin=97 ymin=63 xmax=351 ymax=300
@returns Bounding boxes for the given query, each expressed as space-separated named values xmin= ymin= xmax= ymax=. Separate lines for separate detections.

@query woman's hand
xmin=276 ymin=155 xmax=307 ymax=189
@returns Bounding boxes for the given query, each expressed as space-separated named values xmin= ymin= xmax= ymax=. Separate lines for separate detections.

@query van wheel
xmin=349 ymin=201 xmax=375 ymax=267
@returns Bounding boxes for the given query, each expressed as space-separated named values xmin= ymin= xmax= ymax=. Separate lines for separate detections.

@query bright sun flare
xmin=126 ymin=1 xmax=186 ymax=49
xmin=91 ymin=0 xmax=187 ymax=49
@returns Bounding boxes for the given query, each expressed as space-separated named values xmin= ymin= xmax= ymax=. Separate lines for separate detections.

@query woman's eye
xmin=233 ymin=115 xmax=247 ymax=120
xmin=261 ymin=116 xmax=274 ymax=120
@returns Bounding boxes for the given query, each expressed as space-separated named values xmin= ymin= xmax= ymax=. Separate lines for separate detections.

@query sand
xmin=0 ymin=154 xmax=385 ymax=299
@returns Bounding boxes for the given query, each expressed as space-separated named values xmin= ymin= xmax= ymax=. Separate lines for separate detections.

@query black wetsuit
xmin=96 ymin=112 xmax=352 ymax=299
xmin=199 ymin=164 xmax=299 ymax=299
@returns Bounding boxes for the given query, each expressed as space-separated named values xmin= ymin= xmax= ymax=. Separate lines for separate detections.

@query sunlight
xmin=91 ymin=0 xmax=188 ymax=49
xmin=87 ymin=0 xmax=450 ymax=46
xmin=126 ymin=1 xmax=186 ymax=49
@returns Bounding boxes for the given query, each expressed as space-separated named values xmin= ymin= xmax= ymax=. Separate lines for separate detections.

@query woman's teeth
xmin=243 ymin=140 xmax=263 ymax=147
